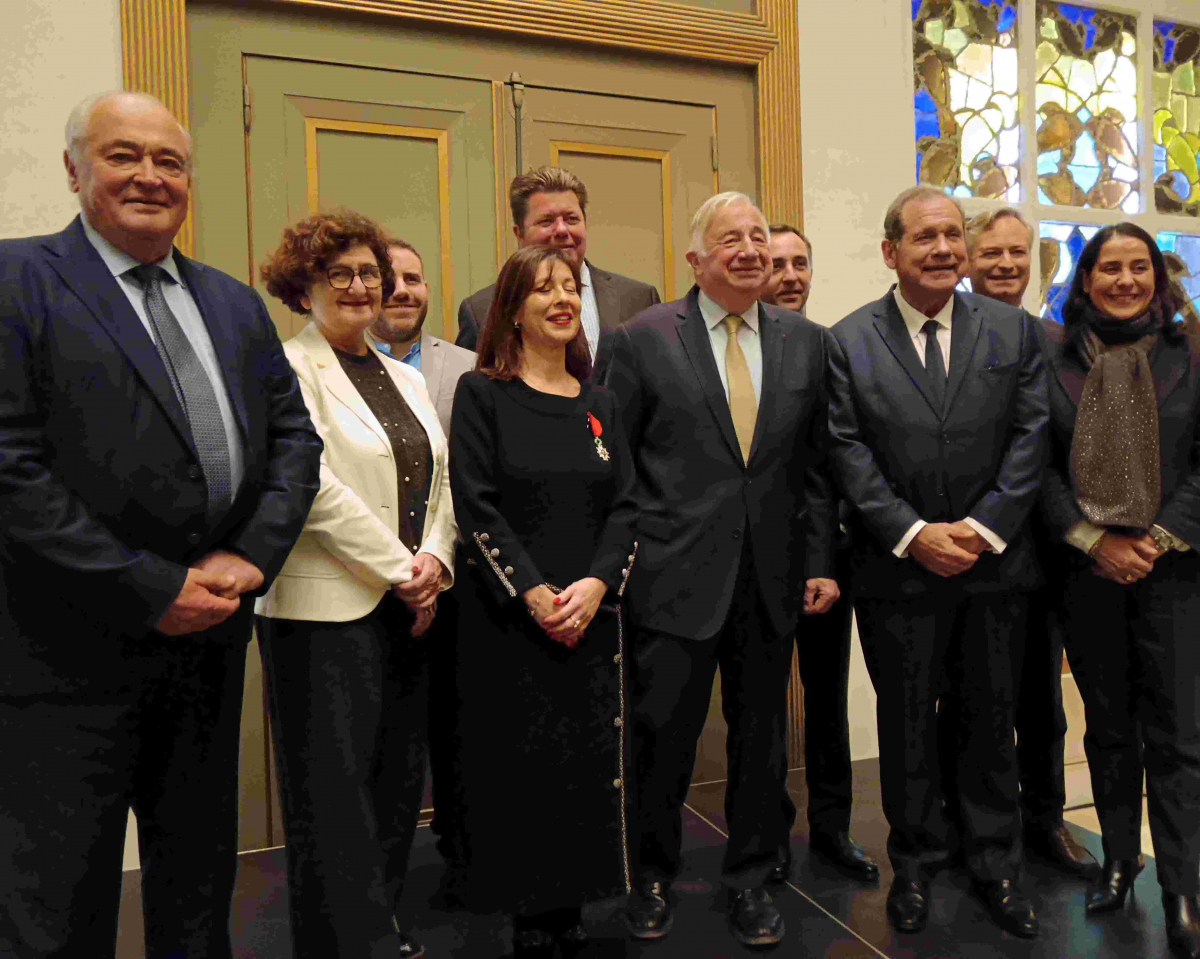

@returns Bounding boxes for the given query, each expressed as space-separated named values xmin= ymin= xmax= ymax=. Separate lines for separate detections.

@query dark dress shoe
xmin=1025 ymin=822 xmax=1101 ymax=879
xmin=972 ymin=878 xmax=1039 ymax=939
xmin=810 ymin=831 xmax=881 ymax=883
xmin=397 ymin=934 xmax=425 ymax=959
xmin=765 ymin=859 xmax=791 ymax=885
xmin=1085 ymin=856 xmax=1145 ymax=915
xmin=624 ymin=880 xmax=673 ymax=939
xmin=886 ymin=877 xmax=930 ymax=933
xmin=727 ymin=886 xmax=784 ymax=946
xmin=511 ymin=928 xmax=556 ymax=957
xmin=1164 ymin=893 xmax=1200 ymax=958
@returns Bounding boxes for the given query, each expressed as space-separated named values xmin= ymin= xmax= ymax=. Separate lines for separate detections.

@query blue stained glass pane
xmin=1067 ymin=229 xmax=1086 ymax=261
xmin=915 ymin=88 xmax=937 ymax=114
xmin=1169 ymin=171 xmax=1191 ymax=198
xmin=1045 ymin=286 xmax=1070 ymax=323
xmin=1039 ymin=187 xmax=1053 ymax=203
xmin=912 ymin=0 xmax=922 ymax=20
xmin=1075 ymin=132 xmax=1099 ymax=168
xmin=916 ymin=153 xmax=922 ymax=184
xmin=1155 ymin=144 xmax=1167 ymax=179
xmin=1156 ymin=21 xmax=1173 ymax=39
xmin=1086 ymin=23 xmax=1097 ymax=48
xmin=1160 ymin=233 xmax=1178 ymax=253
xmin=916 ymin=115 xmax=940 ymax=139
xmin=1165 ymin=38 xmax=1177 ymax=62
xmin=1038 ymin=150 xmax=1063 ymax=175
xmin=1069 ymin=164 xmax=1100 ymax=192
xmin=1058 ymin=4 xmax=1085 ymax=24
xmin=998 ymin=7 xmax=1016 ymax=31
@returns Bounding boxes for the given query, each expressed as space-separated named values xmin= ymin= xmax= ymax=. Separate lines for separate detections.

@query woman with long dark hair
xmin=1040 ymin=223 xmax=1200 ymax=958
xmin=448 ymin=245 xmax=638 ymax=956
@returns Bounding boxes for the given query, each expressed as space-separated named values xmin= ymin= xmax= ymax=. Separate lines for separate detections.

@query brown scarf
xmin=1070 ymin=305 xmax=1162 ymax=529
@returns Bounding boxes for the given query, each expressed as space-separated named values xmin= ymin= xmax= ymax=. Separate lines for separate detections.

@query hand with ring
xmin=540 ymin=576 xmax=608 ymax=648
xmin=1090 ymin=532 xmax=1155 ymax=585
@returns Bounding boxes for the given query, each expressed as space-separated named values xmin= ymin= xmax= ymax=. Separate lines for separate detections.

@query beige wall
xmin=0 ymin=0 xmax=122 ymax=239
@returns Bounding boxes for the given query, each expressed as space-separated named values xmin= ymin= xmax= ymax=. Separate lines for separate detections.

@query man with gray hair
xmin=826 ymin=184 xmax=1048 ymax=938
xmin=607 ymin=191 xmax=839 ymax=947
xmin=0 ymin=91 xmax=321 ymax=956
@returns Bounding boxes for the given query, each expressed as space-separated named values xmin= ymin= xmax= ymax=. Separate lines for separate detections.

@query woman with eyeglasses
xmin=1040 ymin=223 xmax=1200 ymax=957
xmin=256 ymin=210 xmax=457 ymax=959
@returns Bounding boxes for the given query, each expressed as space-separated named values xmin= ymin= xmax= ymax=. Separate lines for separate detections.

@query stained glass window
xmin=913 ymin=0 xmax=1020 ymax=200
xmin=1035 ymin=3 xmax=1138 ymax=212
xmin=1159 ymin=232 xmax=1200 ymax=328
xmin=1153 ymin=22 xmax=1200 ymax=218
xmin=1038 ymin=221 xmax=1101 ymax=321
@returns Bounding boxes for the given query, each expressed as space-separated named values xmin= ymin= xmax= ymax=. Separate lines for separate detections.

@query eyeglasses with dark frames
xmin=323 ymin=265 xmax=384 ymax=289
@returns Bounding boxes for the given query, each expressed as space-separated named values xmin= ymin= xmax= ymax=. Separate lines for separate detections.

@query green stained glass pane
xmin=913 ymin=0 xmax=1021 ymax=199
xmin=1155 ymin=20 xmax=1200 ymax=216
xmin=1035 ymin=2 xmax=1139 ymax=211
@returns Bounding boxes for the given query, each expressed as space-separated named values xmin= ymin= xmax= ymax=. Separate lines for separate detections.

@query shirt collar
xmin=698 ymin=288 xmax=760 ymax=332
xmin=366 ymin=329 xmax=420 ymax=361
xmin=893 ymin=285 xmax=954 ymax=339
xmin=80 ymin=214 xmax=182 ymax=285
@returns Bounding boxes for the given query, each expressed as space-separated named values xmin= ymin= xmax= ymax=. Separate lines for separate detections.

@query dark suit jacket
xmin=826 ymin=289 xmax=1048 ymax=599
xmin=455 ymin=260 xmax=660 ymax=376
xmin=0 ymin=217 xmax=322 ymax=696
xmin=1039 ymin=319 xmax=1200 ymax=555
xmin=606 ymin=286 xmax=835 ymax=641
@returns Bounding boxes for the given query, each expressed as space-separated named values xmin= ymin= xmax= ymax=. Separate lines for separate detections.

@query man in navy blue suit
xmin=826 ymin=185 xmax=1048 ymax=939
xmin=0 ymin=91 xmax=321 ymax=957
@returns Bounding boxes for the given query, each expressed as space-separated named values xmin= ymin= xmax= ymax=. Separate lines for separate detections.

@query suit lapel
xmin=589 ymin=263 xmax=623 ymax=332
xmin=871 ymin=294 xmax=942 ymax=417
xmin=175 ymin=253 xmax=251 ymax=442
xmin=676 ymin=289 xmax=742 ymax=464
xmin=43 ymin=219 xmax=196 ymax=455
xmin=748 ymin=306 xmax=783 ymax=464
xmin=419 ymin=333 xmax=447 ymax=411
xmin=299 ymin=324 xmax=392 ymax=450
xmin=943 ymin=294 xmax=983 ymax=416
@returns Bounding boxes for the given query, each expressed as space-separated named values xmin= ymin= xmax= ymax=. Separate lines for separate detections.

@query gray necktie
xmin=130 ymin=264 xmax=232 ymax=518
xmin=922 ymin=318 xmax=947 ymax=411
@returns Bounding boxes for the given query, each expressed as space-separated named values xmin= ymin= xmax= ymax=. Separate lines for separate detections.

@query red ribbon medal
xmin=588 ymin=412 xmax=610 ymax=461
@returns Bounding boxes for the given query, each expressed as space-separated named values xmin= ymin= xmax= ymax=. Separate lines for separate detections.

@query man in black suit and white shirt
xmin=608 ymin=192 xmax=839 ymax=948
xmin=454 ymin=166 xmax=659 ymax=376
xmin=0 ymin=91 xmax=321 ymax=957
xmin=826 ymin=185 xmax=1048 ymax=939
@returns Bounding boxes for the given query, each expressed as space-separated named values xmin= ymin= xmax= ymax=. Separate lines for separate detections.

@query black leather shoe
xmin=886 ymin=877 xmax=930 ymax=934
xmin=811 ymin=831 xmax=881 ymax=883
xmin=727 ymin=886 xmax=784 ymax=946
xmin=397 ymin=934 xmax=425 ymax=959
xmin=624 ymin=880 xmax=673 ymax=940
xmin=765 ymin=859 xmax=791 ymax=885
xmin=972 ymin=878 xmax=1039 ymax=939
xmin=1164 ymin=893 xmax=1200 ymax=958
xmin=1085 ymin=856 xmax=1145 ymax=916
xmin=511 ymin=928 xmax=556 ymax=957
xmin=1025 ymin=822 xmax=1101 ymax=879
xmin=557 ymin=923 xmax=589 ymax=959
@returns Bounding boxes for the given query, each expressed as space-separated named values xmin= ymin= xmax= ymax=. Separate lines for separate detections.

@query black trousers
xmin=257 ymin=594 xmax=429 ymax=957
xmin=427 ymin=586 xmax=466 ymax=866
xmin=629 ymin=544 xmax=794 ymax=889
xmin=1060 ymin=552 xmax=1200 ymax=895
xmin=940 ymin=585 xmax=1068 ymax=832
xmin=0 ymin=628 xmax=248 ymax=959
xmin=856 ymin=592 xmax=1026 ymax=883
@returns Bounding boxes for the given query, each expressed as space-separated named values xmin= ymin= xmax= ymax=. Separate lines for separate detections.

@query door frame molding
xmin=120 ymin=0 xmax=803 ymax=258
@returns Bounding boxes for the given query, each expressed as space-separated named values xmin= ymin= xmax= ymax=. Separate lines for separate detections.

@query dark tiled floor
xmin=117 ymin=759 xmax=1172 ymax=958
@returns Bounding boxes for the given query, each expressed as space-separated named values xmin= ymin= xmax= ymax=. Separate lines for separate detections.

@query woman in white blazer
xmin=257 ymin=210 xmax=456 ymax=959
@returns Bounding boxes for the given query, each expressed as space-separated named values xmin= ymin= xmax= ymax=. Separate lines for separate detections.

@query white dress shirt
xmin=890 ymin=287 xmax=1005 ymax=558
xmin=579 ymin=260 xmax=601 ymax=363
xmin=698 ymin=289 xmax=763 ymax=403
xmin=81 ymin=215 xmax=245 ymax=493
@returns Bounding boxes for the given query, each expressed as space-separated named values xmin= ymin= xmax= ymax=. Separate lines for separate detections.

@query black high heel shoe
xmin=1164 ymin=893 xmax=1200 ymax=958
xmin=1085 ymin=856 xmax=1146 ymax=915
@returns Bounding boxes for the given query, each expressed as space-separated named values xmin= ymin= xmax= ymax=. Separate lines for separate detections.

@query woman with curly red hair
xmin=255 ymin=209 xmax=457 ymax=959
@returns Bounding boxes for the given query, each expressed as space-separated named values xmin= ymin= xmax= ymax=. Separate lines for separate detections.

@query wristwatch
xmin=1150 ymin=524 xmax=1190 ymax=553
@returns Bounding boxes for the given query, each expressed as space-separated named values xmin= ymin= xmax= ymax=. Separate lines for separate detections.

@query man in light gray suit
xmin=370 ymin=239 xmax=475 ymax=436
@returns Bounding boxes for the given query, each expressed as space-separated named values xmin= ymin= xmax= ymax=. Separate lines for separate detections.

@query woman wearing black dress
xmin=1040 ymin=224 xmax=1200 ymax=958
xmin=449 ymin=245 xmax=639 ymax=957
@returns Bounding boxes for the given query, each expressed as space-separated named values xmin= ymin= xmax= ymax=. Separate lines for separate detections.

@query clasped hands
xmin=909 ymin=520 xmax=992 ymax=578
xmin=392 ymin=552 xmax=447 ymax=637
xmin=155 ymin=549 xmax=263 ymax=636
xmin=1089 ymin=532 xmax=1161 ymax=586
xmin=523 ymin=577 xmax=607 ymax=649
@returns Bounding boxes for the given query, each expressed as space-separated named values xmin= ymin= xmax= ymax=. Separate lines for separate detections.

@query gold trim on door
xmin=304 ymin=118 xmax=453 ymax=330
xmin=121 ymin=0 xmax=804 ymax=259
xmin=549 ymin=140 xmax=674 ymax=301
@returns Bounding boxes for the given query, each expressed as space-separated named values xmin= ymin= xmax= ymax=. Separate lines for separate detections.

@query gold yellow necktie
xmin=723 ymin=313 xmax=757 ymax=463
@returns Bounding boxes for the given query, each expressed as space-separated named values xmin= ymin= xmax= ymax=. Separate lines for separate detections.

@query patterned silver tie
xmin=130 ymin=264 xmax=232 ymax=518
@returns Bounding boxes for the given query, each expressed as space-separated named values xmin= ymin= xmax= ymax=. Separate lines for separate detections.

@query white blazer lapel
xmin=296 ymin=323 xmax=393 ymax=455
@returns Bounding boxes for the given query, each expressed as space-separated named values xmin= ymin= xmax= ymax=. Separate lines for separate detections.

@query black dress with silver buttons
xmin=447 ymin=371 xmax=638 ymax=914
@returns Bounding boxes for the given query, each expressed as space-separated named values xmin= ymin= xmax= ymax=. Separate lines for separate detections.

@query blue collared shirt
xmin=80 ymin=215 xmax=245 ymax=493
xmin=375 ymin=335 xmax=422 ymax=371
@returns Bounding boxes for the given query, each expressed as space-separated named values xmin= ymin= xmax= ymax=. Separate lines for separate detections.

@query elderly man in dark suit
xmin=826 ymin=185 xmax=1048 ymax=939
xmin=455 ymin=166 xmax=660 ymax=376
xmin=607 ymin=192 xmax=839 ymax=948
xmin=0 ymin=91 xmax=321 ymax=958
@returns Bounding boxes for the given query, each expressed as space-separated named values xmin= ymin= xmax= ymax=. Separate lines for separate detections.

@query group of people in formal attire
xmin=1 ymin=88 xmax=1199 ymax=959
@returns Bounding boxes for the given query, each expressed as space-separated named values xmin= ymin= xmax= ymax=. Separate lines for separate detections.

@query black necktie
xmin=130 ymin=264 xmax=232 ymax=519
xmin=922 ymin=318 xmax=947 ymax=411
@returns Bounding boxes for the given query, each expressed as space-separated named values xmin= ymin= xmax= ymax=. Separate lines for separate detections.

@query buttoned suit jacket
xmin=605 ymin=285 xmax=835 ymax=641
xmin=0 ymin=217 xmax=322 ymax=696
xmin=454 ymin=260 xmax=660 ymax=377
xmin=826 ymin=289 xmax=1048 ymax=599
xmin=418 ymin=332 xmax=477 ymax=437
